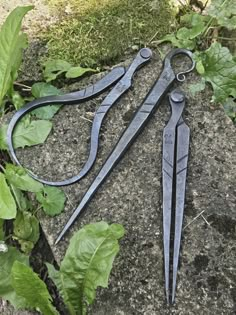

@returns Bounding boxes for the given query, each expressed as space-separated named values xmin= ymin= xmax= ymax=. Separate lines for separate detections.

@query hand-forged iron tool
xmin=54 ymin=48 xmax=195 ymax=244
xmin=7 ymin=48 xmax=152 ymax=186
xmin=162 ymin=89 xmax=190 ymax=304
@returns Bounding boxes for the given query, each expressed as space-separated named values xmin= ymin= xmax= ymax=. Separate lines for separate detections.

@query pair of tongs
xmin=162 ymin=89 xmax=190 ymax=303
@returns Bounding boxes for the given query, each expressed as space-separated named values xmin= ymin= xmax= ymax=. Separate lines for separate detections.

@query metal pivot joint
xmin=162 ymin=89 xmax=190 ymax=304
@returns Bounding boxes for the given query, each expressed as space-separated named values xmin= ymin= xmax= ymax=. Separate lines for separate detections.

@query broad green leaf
xmin=47 ymin=222 xmax=125 ymax=314
xmin=207 ymin=0 xmax=236 ymax=30
xmin=194 ymin=43 xmax=236 ymax=102
xmin=5 ymin=164 xmax=43 ymax=192
xmin=65 ymin=66 xmax=96 ymax=79
xmin=0 ymin=173 xmax=16 ymax=219
xmin=13 ymin=211 xmax=39 ymax=254
xmin=13 ymin=119 xmax=52 ymax=148
xmin=31 ymin=82 xmax=62 ymax=119
xmin=0 ymin=6 xmax=33 ymax=107
xmin=43 ymin=59 xmax=71 ymax=82
xmin=36 ymin=186 xmax=66 ymax=216
xmin=0 ymin=246 xmax=29 ymax=309
xmin=11 ymin=261 xmax=59 ymax=315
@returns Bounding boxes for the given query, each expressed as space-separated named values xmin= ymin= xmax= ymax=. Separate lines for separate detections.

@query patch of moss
xmin=43 ymin=0 xmax=174 ymax=67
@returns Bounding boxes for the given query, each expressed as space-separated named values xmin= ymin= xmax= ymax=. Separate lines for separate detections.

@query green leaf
xmin=189 ymin=79 xmax=206 ymax=97
xmin=36 ymin=186 xmax=66 ymax=216
xmin=11 ymin=91 xmax=25 ymax=110
xmin=43 ymin=59 xmax=71 ymax=82
xmin=223 ymin=97 xmax=236 ymax=121
xmin=0 ymin=173 xmax=16 ymax=219
xmin=11 ymin=261 xmax=59 ymax=315
xmin=5 ymin=164 xmax=43 ymax=192
xmin=31 ymin=82 xmax=62 ymax=119
xmin=47 ymin=222 xmax=125 ymax=314
xmin=13 ymin=211 xmax=39 ymax=254
xmin=0 ymin=6 xmax=33 ymax=107
xmin=10 ymin=185 xmax=32 ymax=212
xmin=0 ymin=246 xmax=29 ymax=309
xmin=65 ymin=66 xmax=96 ymax=79
xmin=207 ymin=0 xmax=236 ymax=30
xmin=0 ymin=119 xmax=52 ymax=150
xmin=195 ymin=43 xmax=236 ymax=102
xmin=13 ymin=119 xmax=52 ymax=148
xmin=0 ymin=124 xmax=8 ymax=150
xmin=0 ymin=220 xmax=4 ymax=240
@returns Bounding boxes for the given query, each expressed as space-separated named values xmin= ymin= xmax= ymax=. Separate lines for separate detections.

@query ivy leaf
xmin=207 ymin=0 xmax=236 ymax=30
xmin=194 ymin=43 xmax=236 ymax=102
xmin=11 ymin=261 xmax=59 ymax=315
xmin=0 ymin=6 xmax=33 ymax=108
xmin=5 ymin=164 xmax=43 ymax=192
xmin=0 ymin=173 xmax=16 ymax=219
xmin=43 ymin=59 xmax=71 ymax=82
xmin=47 ymin=222 xmax=125 ymax=314
xmin=65 ymin=66 xmax=96 ymax=79
xmin=13 ymin=211 xmax=39 ymax=254
xmin=0 ymin=246 xmax=29 ymax=309
xmin=36 ymin=186 xmax=66 ymax=216
xmin=31 ymin=82 xmax=62 ymax=120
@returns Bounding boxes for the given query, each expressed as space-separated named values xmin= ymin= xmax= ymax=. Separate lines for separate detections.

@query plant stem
xmin=14 ymin=82 xmax=31 ymax=90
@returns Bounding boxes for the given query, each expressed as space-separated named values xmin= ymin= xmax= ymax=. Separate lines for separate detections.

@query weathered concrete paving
xmin=16 ymin=50 xmax=236 ymax=314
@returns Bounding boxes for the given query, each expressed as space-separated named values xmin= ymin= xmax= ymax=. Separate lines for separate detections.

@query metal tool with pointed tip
xmin=54 ymin=49 xmax=195 ymax=245
xmin=7 ymin=48 xmax=152 ymax=186
xmin=162 ymin=89 xmax=190 ymax=304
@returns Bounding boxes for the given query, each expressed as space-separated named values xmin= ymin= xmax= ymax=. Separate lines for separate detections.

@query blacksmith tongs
xmin=54 ymin=48 xmax=195 ymax=245
xmin=162 ymin=89 xmax=190 ymax=303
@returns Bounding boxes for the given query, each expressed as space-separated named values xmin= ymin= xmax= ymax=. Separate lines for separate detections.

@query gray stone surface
xmin=16 ymin=50 xmax=236 ymax=314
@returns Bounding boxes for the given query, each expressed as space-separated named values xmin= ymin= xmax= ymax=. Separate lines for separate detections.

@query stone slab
xmin=16 ymin=50 xmax=236 ymax=314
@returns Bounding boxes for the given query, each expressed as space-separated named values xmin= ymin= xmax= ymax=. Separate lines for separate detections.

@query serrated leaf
xmin=0 ymin=246 xmax=29 ymax=309
xmin=47 ymin=222 xmax=125 ymax=314
xmin=195 ymin=43 xmax=236 ymax=102
xmin=0 ymin=6 xmax=33 ymax=108
xmin=13 ymin=211 xmax=39 ymax=254
xmin=11 ymin=261 xmax=59 ymax=315
xmin=43 ymin=59 xmax=72 ymax=82
xmin=31 ymin=82 xmax=62 ymax=119
xmin=0 ymin=173 xmax=16 ymax=219
xmin=207 ymin=0 xmax=236 ymax=30
xmin=65 ymin=66 xmax=96 ymax=79
xmin=5 ymin=164 xmax=43 ymax=192
xmin=36 ymin=186 xmax=66 ymax=216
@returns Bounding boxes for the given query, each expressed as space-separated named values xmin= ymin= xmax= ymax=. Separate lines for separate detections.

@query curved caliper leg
xmin=162 ymin=89 xmax=190 ymax=303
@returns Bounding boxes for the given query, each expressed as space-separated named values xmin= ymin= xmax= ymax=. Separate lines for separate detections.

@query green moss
xmin=43 ymin=0 xmax=174 ymax=67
